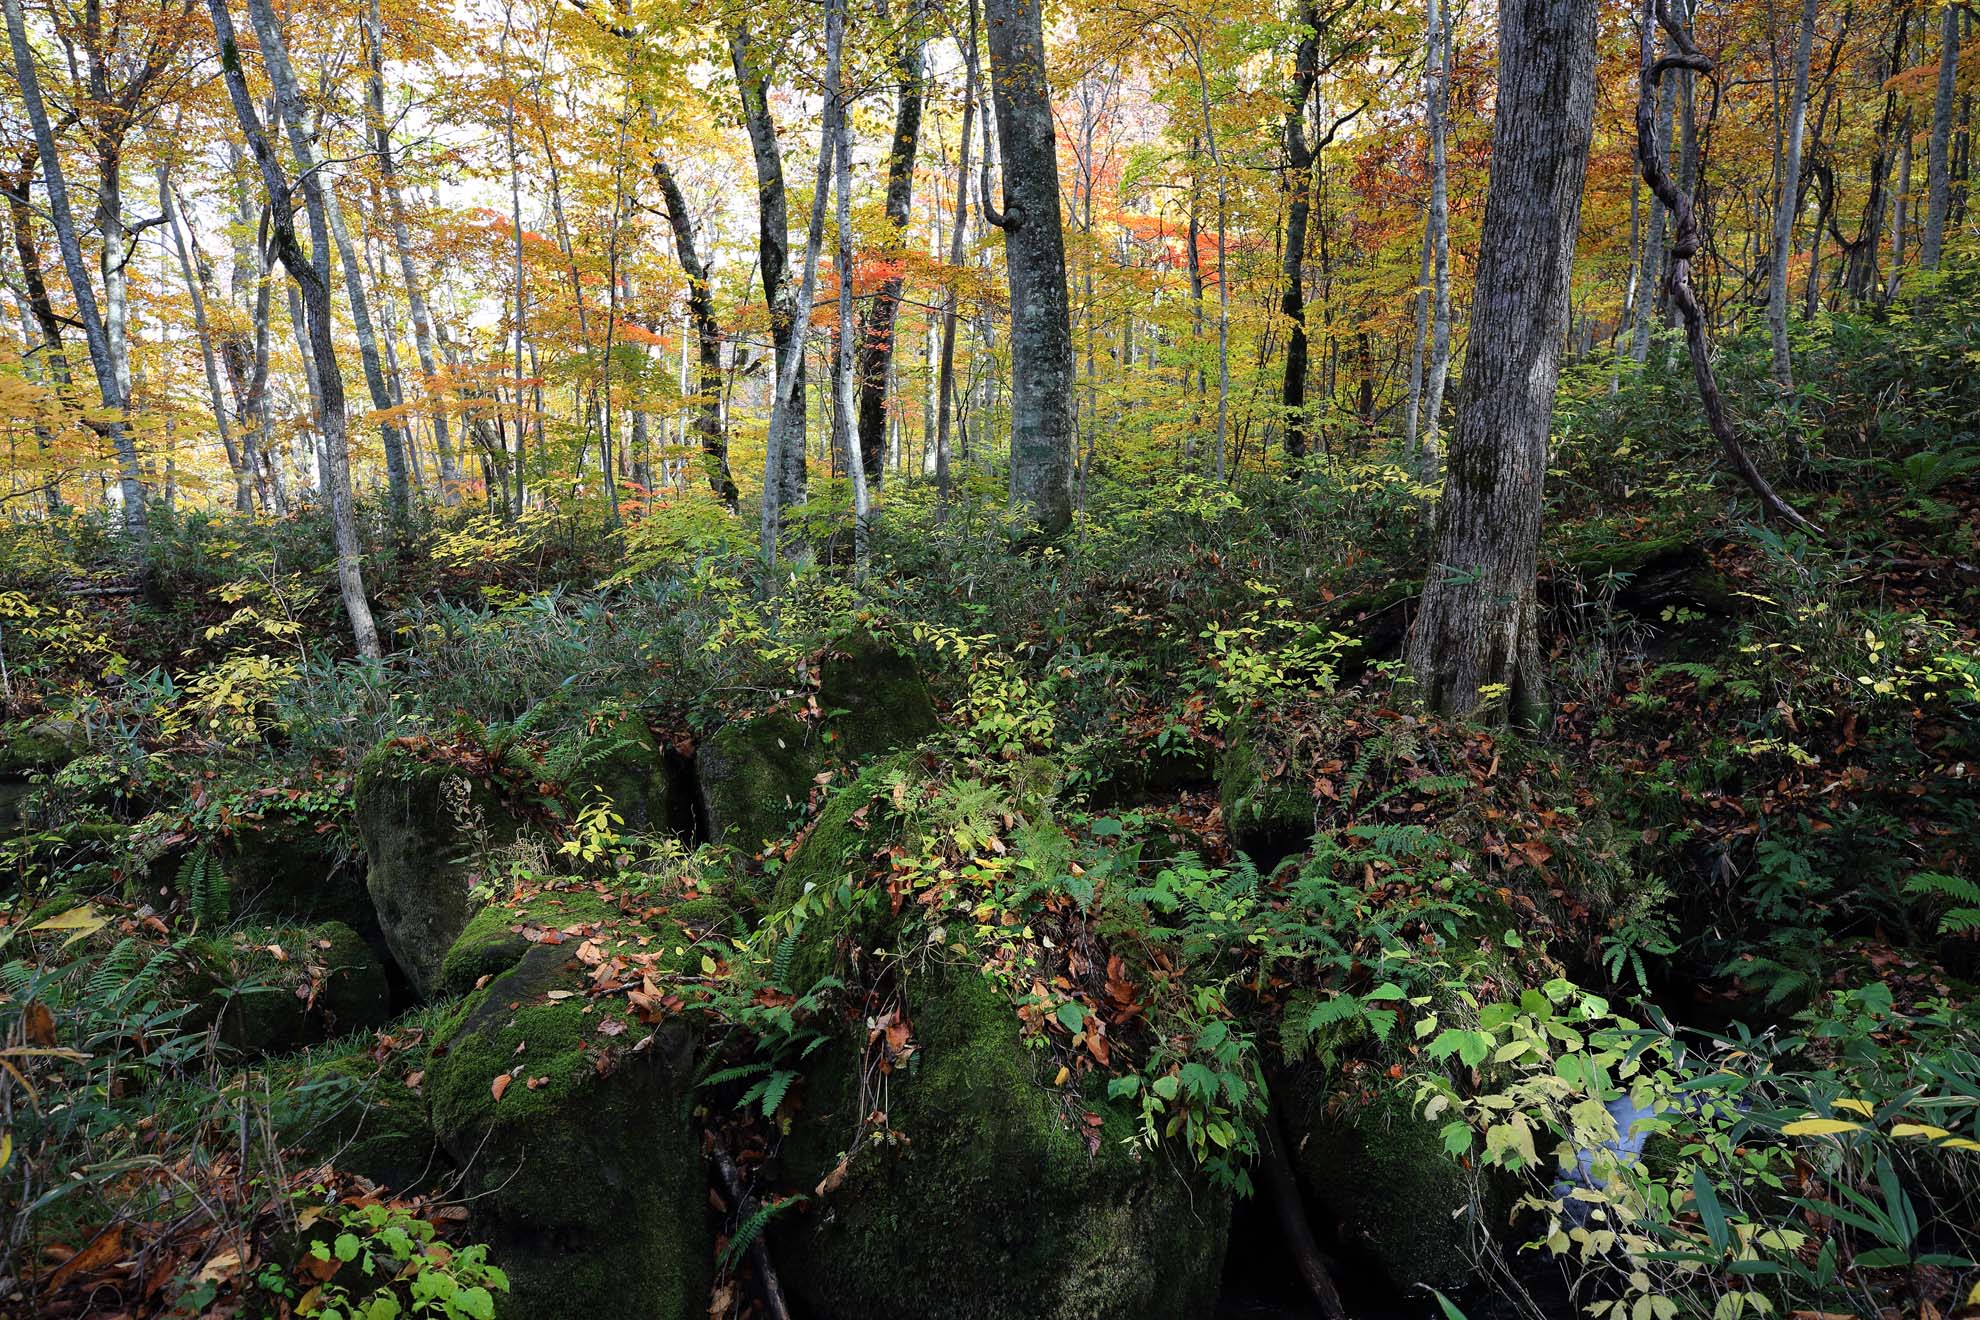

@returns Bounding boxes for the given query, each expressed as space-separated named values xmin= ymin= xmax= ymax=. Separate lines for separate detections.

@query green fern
xmin=720 ymin=1192 xmax=805 ymax=1273
xmin=1906 ymin=872 xmax=1980 ymax=935
xmin=176 ymin=846 xmax=229 ymax=926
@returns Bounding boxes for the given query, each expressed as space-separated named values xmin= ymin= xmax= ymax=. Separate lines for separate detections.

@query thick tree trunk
xmin=984 ymin=0 xmax=1075 ymax=538
xmin=1407 ymin=0 xmax=1599 ymax=729
xmin=4 ymin=0 xmax=145 ymax=537
xmin=652 ymin=155 xmax=739 ymax=508
xmin=212 ymin=0 xmax=380 ymax=659
xmin=1767 ymin=0 xmax=1818 ymax=388
xmin=857 ymin=3 xmax=926 ymax=488
xmin=1923 ymin=1 xmax=1960 ymax=270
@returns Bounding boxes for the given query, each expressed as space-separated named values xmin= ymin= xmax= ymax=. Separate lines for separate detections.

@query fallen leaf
xmin=40 ymin=1224 xmax=123 ymax=1295
xmin=24 ymin=1001 xmax=55 ymax=1047
xmin=491 ymin=1073 xmax=512 ymax=1102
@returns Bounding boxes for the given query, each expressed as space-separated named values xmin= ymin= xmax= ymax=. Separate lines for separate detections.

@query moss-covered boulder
xmin=1217 ymin=715 xmax=1314 ymax=871
xmin=272 ymin=1047 xmax=443 ymax=1192
xmin=205 ymin=921 xmax=393 ymax=1056
xmin=0 ymin=718 xmax=87 ymax=778
xmin=426 ymin=942 xmax=710 ymax=1319
xmin=435 ymin=886 xmax=623 ymax=997
xmin=220 ymin=815 xmax=373 ymax=933
xmin=695 ymin=712 xmax=818 ymax=864
xmin=777 ymin=967 xmax=1228 ymax=1320
xmin=570 ymin=712 xmax=692 ymax=836
xmin=354 ymin=742 xmax=530 ymax=998
xmin=817 ymin=630 xmax=939 ymax=762
xmin=1286 ymin=1087 xmax=1492 ymax=1295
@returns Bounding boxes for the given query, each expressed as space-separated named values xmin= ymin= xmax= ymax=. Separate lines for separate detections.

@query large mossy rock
xmin=571 ymin=712 xmax=693 ymax=836
xmin=817 ymin=630 xmax=938 ymax=762
xmin=354 ymin=742 xmax=530 ymax=998
xmin=1286 ymin=1087 xmax=1492 ymax=1295
xmin=1217 ymin=715 xmax=1314 ymax=872
xmin=777 ymin=967 xmax=1228 ymax=1320
xmin=273 ymin=1047 xmax=444 ymax=1193
xmin=426 ymin=943 xmax=710 ymax=1319
xmin=0 ymin=719 xmax=87 ymax=843
xmin=435 ymin=886 xmax=623 ymax=997
xmin=204 ymin=921 xmax=393 ymax=1056
xmin=695 ymin=712 xmax=819 ymax=864
xmin=220 ymin=815 xmax=373 ymax=933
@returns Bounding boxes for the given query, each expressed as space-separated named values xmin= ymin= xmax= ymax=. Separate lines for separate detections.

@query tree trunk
xmin=984 ymin=0 xmax=1075 ymax=538
xmin=829 ymin=0 xmax=872 ymax=570
xmin=1407 ymin=0 xmax=1599 ymax=729
xmin=857 ymin=1 xmax=926 ymax=488
xmin=652 ymin=156 xmax=740 ymax=508
xmin=4 ymin=0 xmax=145 ymax=537
xmin=160 ymin=170 xmax=252 ymax=512
xmin=1422 ymin=14 xmax=1454 ymax=476
xmin=1631 ymin=52 xmax=1677 ymax=363
xmin=935 ymin=0 xmax=978 ymax=521
xmin=212 ymin=0 xmax=381 ymax=659
xmin=1766 ymin=0 xmax=1818 ymax=388
xmin=367 ymin=0 xmax=457 ymax=496
xmin=732 ymin=27 xmax=809 ymax=553
xmin=1923 ymin=1 xmax=1960 ymax=270
xmin=1281 ymin=0 xmax=1322 ymax=466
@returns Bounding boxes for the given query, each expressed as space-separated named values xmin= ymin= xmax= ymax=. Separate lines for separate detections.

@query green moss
xmin=221 ymin=815 xmax=372 ymax=933
xmin=271 ymin=1046 xmax=443 ymax=1192
xmin=695 ymin=712 xmax=819 ymax=869
xmin=436 ymin=888 xmax=622 ymax=997
xmin=1217 ymin=714 xmax=1314 ymax=869
xmin=205 ymin=921 xmax=392 ymax=1057
xmin=354 ymin=741 xmax=529 ymax=998
xmin=0 ymin=719 xmax=86 ymax=777
xmin=768 ymin=756 xmax=913 ymax=986
xmin=571 ymin=713 xmax=685 ymax=836
xmin=817 ymin=629 xmax=939 ymax=762
xmin=777 ymin=968 xmax=1228 ymax=1320
xmin=1287 ymin=1086 xmax=1494 ymax=1294
xmin=425 ymin=943 xmax=709 ymax=1319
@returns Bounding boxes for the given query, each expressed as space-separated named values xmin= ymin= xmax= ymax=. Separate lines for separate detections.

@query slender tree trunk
xmin=1923 ymin=1 xmax=1961 ymax=269
xmin=857 ymin=0 xmax=926 ymax=488
xmin=935 ymin=0 xmax=978 ymax=521
xmin=212 ymin=0 xmax=380 ymax=659
xmin=652 ymin=155 xmax=740 ymax=508
xmin=829 ymin=0 xmax=871 ymax=571
xmin=1767 ymin=0 xmax=1818 ymax=388
xmin=984 ymin=0 xmax=1076 ymax=537
xmin=4 ymin=0 xmax=145 ymax=537
xmin=1631 ymin=52 xmax=1678 ymax=363
xmin=1422 ymin=17 xmax=1454 ymax=474
xmin=367 ymin=0 xmax=456 ymax=496
xmin=1281 ymin=0 xmax=1322 ymax=466
xmin=161 ymin=170 xmax=252 ymax=511
xmin=1407 ymin=0 xmax=1599 ymax=729
xmin=732 ymin=27 xmax=809 ymax=554
xmin=761 ymin=4 xmax=842 ymax=563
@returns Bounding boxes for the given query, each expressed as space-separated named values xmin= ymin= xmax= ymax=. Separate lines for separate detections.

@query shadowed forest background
xmin=1 ymin=0 xmax=1978 ymax=1315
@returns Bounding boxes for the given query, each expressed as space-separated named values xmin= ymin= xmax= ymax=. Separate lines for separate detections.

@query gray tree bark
xmin=828 ymin=0 xmax=871 ymax=570
xmin=1767 ymin=0 xmax=1818 ymax=388
xmin=1923 ymin=1 xmax=1961 ymax=269
xmin=3 ymin=0 xmax=145 ymax=536
xmin=857 ymin=0 xmax=926 ymax=488
xmin=1406 ymin=0 xmax=1599 ymax=728
xmin=984 ymin=0 xmax=1075 ymax=537
xmin=652 ymin=155 xmax=739 ymax=508
xmin=211 ymin=0 xmax=380 ymax=659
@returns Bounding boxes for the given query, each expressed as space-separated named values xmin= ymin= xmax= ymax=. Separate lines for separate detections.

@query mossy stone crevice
xmin=1285 ymin=1085 xmax=1501 ymax=1296
xmin=201 ymin=921 xmax=393 ymax=1057
xmin=1217 ymin=715 xmax=1315 ymax=873
xmin=776 ymin=967 xmax=1229 ymax=1320
xmin=354 ymin=741 xmax=530 ymax=998
xmin=695 ymin=711 xmax=820 ymax=872
xmin=816 ymin=629 xmax=939 ymax=762
xmin=425 ymin=942 xmax=710 ymax=1319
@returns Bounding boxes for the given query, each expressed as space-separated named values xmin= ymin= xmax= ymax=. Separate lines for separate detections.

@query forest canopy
xmin=1 ymin=0 xmax=1977 ymax=1315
